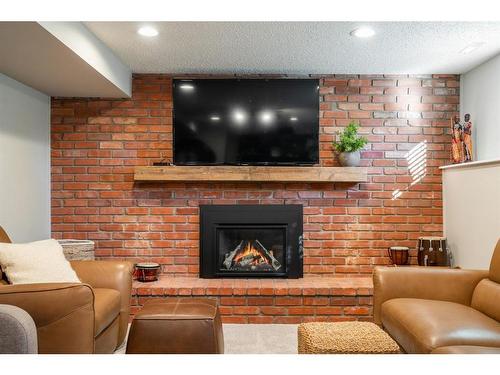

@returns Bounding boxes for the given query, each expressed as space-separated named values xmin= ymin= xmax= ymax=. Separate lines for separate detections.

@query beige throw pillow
xmin=0 ymin=239 xmax=81 ymax=284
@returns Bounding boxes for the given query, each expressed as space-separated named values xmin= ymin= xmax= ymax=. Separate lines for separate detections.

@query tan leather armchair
xmin=0 ymin=226 xmax=133 ymax=354
xmin=374 ymin=239 xmax=500 ymax=354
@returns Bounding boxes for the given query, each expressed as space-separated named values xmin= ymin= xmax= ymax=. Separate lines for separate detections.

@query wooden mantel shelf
xmin=134 ymin=165 xmax=367 ymax=183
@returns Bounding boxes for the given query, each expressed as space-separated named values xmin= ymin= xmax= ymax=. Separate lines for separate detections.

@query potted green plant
xmin=332 ymin=121 xmax=368 ymax=167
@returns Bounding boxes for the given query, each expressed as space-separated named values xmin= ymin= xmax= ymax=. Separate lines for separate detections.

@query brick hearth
xmin=132 ymin=276 xmax=373 ymax=323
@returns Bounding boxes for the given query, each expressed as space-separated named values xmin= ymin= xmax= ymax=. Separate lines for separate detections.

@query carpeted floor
xmin=115 ymin=324 xmax=298 ymax=354
xmin=223 ymin=324 xmax=298 ymax=354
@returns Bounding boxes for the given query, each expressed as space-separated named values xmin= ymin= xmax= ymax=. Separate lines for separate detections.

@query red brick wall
xmin=51 ymin=74 xmax=459 ymax=276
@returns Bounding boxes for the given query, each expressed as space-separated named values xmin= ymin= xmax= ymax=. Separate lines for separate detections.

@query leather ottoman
xmin=126 ymin=298 xmax=224 ymax=354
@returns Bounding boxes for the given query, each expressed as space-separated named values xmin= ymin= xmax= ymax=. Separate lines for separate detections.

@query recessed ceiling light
xmin=137 ymin=26 xmax=159 ymax=37
xmin=290 ymin=117 xmax=298 ymax=122
xmin=210 ymin=116 xmax=220 ymax=121
xmin=350 ymin=27 xmax=375 ymax=38
xmin=460 ymin=42 xmax=485 ymax=55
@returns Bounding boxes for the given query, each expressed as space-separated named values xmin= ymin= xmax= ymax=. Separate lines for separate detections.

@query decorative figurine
xmin=450 ymin=115 xmax=464 ymax=164
xmin=463 ymin=113 xmax=473 ymax=162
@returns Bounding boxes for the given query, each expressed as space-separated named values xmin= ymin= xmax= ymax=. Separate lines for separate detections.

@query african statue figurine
xmin=463 ymin=113 xmax=473 ymax=162
xmin=450 ymin=115 xmax=464 ymax=163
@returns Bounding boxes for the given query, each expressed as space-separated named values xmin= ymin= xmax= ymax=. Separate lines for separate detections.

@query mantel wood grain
xmin=134 ymin=166 xmax=367 ymax=183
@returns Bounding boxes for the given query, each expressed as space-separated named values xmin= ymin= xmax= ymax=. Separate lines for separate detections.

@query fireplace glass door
xmin=216 ymin=226 xmax=286 ymax=275
xmin=200 ymin=204 xmax=303 ymax=278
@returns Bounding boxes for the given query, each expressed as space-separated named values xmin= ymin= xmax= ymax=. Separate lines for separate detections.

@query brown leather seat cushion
xmin=432 ymin=345 xmax=500 ymax=354
xmin=135 ymin=298 xmax=218 ymax=320
xmin=93 ymin=288 xmax=120 ymax=336
xmin=381 ymin=298 xmax=500 ymax=353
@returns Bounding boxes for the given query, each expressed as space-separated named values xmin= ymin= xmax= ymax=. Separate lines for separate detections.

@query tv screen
xmin=173 ymin=79 xmax=319 ymax=165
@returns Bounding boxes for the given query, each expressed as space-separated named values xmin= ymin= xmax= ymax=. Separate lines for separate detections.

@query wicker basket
xmin=298 ymin=322 xmax=401 ymax=354
xmin=57 ymin=240 xmax=95 ymax=261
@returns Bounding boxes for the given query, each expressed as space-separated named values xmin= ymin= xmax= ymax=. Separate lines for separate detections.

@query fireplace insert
xmin=200 ymin=205 xmax=303 ymax=278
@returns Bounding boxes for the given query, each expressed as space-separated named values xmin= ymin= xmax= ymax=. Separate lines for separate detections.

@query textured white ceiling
xmin=84 ymin=22 xmax=500 ymax=74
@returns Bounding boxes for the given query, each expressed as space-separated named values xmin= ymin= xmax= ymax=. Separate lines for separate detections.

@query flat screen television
xmin=173 ymin=79 xmax=319 ymax=165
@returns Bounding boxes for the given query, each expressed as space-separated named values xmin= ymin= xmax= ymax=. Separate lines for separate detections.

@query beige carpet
xmin=224 ymin=324 xmax=298 ymax=354
xmin=115 ymin=324 xmax=298 ymax=354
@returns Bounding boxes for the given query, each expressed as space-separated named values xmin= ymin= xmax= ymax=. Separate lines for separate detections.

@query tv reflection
xmin=175 ymin=108 xmax=316 ymax=165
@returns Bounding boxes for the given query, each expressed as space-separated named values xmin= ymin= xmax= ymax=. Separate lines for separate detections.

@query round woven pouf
xmin=298 ymin=322 xmax=401 ymax=354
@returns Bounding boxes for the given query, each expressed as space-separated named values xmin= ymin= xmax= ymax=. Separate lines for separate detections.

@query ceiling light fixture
xmin=350 ymin=27 xmax=375 ymax=38
xmin=137 ymin=26 xmax=159 ymax=37
xmin=460 ymin=42 xmax=485 ymax=55
xmin=210 ymin=116 xmax=220 ymax=121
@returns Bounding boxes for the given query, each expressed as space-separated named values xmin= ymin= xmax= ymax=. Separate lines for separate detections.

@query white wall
xmin=443 ymin=162 xmax=500 ymax=270
xmin=461 ymin=52 xmax=500 ymax=161
xmin=0 ymin=73 xmax=51 ymax=242
xmin=448 ymin=52 xmax=500 ymax=268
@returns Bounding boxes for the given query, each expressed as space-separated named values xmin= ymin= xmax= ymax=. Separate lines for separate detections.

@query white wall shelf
xmin=439 ymin=158 xmax=500 ymax=170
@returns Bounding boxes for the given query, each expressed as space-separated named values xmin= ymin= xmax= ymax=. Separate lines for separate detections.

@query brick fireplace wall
xmin=51 ymin=74 xmax=459 ymax=277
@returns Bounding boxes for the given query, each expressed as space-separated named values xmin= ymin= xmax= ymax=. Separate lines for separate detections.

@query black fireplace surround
xmin=200 ymin=205 xmax=303 ymax=278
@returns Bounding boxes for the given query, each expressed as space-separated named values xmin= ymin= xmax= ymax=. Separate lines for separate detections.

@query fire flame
xmin=233 ymin=241 xmax=270 ymax=266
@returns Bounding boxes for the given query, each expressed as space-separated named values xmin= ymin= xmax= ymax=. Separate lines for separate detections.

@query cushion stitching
xmin=0 ymin=283 xmax=87 ymax=295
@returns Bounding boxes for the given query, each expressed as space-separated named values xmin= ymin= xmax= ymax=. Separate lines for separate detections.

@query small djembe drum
xmin=417 ymin=237 xmax=452 ymax=267
xmin=387 ymin=246 xmax=410 ymax=265
xmin=135 ymin=262 xmax=161 ymax=282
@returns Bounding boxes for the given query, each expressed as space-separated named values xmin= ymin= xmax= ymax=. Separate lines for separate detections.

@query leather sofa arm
xmin=70 ymin=260 xmax=134 ymax=292
xmin=70 ymin=260 xmax=134 ymax=345
xmin=373 ymin=267 xmax=488 ymax=325
xmin=0 ymin=283 xmax=95 ymax=353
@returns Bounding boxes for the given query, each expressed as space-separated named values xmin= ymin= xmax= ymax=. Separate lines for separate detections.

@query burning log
xmin=223 ymin=240 xmax=244 ymax=270
xmin=253 ymin=239 xmax=281 ymax=271
xmin=222 ymin=239 xmax=282 ymax=271
xmin=238 ymin=254 xmax=257 ymax=267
